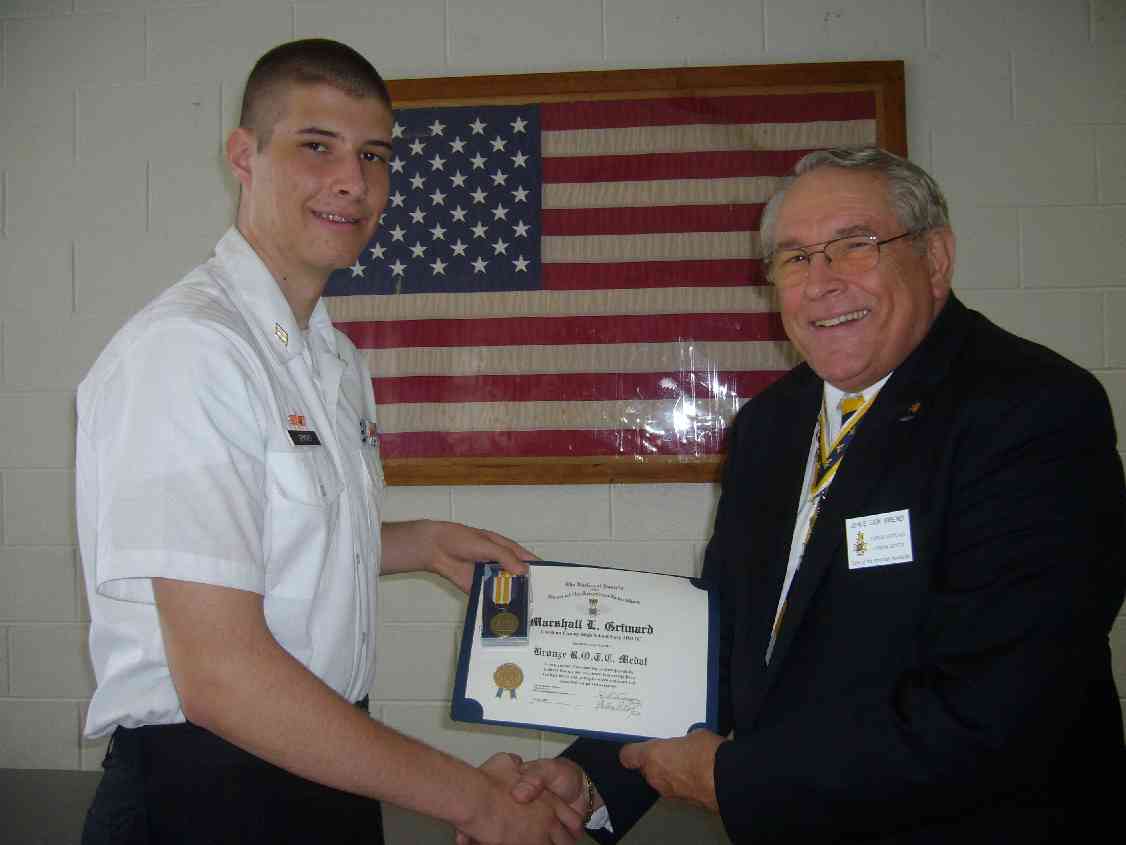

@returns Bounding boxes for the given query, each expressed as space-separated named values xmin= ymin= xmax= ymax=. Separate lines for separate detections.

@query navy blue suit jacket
xmin=565 ymin=296 xmax=1126 ymax=843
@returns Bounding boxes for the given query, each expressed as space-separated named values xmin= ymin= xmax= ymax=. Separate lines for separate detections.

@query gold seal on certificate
xmin=494 ymin=662 xmax=524 ymax=698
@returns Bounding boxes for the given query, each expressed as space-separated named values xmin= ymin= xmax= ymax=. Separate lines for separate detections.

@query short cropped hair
xmin=239 ymin=39 xmax=391 ymax=149
xmin=759 ymin=146 xmax=951 ymax=261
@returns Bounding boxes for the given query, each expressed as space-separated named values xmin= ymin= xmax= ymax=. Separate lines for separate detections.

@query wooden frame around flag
xmin=325 ymin=61 xmax=906 ymax=486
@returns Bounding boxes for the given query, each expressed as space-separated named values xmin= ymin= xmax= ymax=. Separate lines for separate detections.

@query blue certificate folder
xmin=451 ymin=560 xmax=720 ymax=743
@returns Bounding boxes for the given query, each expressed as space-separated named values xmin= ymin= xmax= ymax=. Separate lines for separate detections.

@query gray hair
xmin=759 ymin=146 xmax=951 ymax=261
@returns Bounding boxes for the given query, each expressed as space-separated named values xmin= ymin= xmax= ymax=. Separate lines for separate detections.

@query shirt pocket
xmin=267 ymin=447 xmax=342 ymax=507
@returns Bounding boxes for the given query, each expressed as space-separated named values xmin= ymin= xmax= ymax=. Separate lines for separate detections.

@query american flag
xmin=324 ymin=91 xmax=877 ymax=461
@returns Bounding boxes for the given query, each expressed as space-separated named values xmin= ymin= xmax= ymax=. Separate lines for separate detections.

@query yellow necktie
xmin=769 ymin=391 xmax=871 ymax=664
xmin=839 ymin=393 xmax=865 ymax=425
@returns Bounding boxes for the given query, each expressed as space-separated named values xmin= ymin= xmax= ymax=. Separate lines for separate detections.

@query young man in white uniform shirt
xmin=79 ymin=227 xmax=384 ymax=730
xmin=77 ymin=39 xmax=581 ymax=845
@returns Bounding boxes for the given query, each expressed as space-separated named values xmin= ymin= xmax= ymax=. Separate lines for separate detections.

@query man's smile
xmin=312 ymin=209 xmax=364 ymax=225
xmin=812 ymin=308 xmax=870 ymax=329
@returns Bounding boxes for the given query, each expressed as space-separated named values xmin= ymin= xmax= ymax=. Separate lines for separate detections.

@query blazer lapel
xmin=742 ymin=373 xmax=822 ymax=710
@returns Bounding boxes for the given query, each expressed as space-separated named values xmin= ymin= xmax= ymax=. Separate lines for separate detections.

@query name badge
xmin=845 ymin=509 xmax=913 ymax=569
xmin=288 ymin=429 xmax=322 ymax=446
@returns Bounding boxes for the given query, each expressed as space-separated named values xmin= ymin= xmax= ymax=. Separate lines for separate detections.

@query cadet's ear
xmin=226 ymin=127 xmax=257 ymax=193
xmin=924 ymin=227 xmax=955 ymax=306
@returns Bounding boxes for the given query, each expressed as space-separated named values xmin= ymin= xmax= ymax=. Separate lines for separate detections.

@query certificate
xmin=451 ymin=561 xmax=718 ymax=742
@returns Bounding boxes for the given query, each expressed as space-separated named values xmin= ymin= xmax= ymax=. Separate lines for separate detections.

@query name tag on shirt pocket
xmin=288 ymin=429 xmax=322 ymax=447
xmin=845 ymin=509 xmax=913 ymax=569
xmin=267 ymin=448 xmax=342 ymax=508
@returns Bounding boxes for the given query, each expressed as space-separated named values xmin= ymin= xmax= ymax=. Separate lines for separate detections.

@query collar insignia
xmin=898 ymin=400 xmax=922 ymax=422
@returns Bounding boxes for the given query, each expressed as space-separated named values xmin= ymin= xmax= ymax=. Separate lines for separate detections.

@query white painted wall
xmin=1 ymin=2 xmax=1123 ymax=815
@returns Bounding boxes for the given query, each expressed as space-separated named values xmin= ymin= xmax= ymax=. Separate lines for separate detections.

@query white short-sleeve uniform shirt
xmin=77 ymin=228 xmax=384 ymax=737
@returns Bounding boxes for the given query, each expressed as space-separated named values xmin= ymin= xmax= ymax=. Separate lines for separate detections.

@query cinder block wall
xmin=1 ymin=0 xmax=1123 ymax=830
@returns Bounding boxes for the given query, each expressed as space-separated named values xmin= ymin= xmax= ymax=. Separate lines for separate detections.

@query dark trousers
xmin=82 ymin=700 xmax=383 ymax=845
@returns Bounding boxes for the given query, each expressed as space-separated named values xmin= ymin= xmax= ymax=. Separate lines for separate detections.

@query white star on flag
xmin=329 ymin=103 xmax=544 ymax=351
xmin=349 ymin=260 xmax=365 ymax=277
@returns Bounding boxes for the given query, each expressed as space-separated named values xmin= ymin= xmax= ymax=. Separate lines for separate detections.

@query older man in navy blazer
xmin=488 ymin=147 xmax=1126 ymax=844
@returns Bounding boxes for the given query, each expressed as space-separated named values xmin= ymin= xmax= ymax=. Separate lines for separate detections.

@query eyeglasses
xmin=767 ymin=231 xmax=919 ymax=288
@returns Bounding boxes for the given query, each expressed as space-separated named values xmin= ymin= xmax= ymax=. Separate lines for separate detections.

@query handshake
xmin=453 ymin=730 xmax=724 ymax=845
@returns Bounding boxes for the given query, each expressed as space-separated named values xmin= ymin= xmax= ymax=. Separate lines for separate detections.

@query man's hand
xmin=459 ymin=755 xmax=598 ymax=845
xmin=455 ymin=753 xmax=582 ymax=845
xmin=619 ymin=730 xmax=723 ymax=812
xmin=381 ymin=520 xmax=538 ymax=592
xmin=512 ymin=756 xmax=591 ymax=815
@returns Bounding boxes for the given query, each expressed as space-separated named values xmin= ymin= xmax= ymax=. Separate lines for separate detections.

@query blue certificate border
xmin=451 ymin=560 xmax=719 ymax=743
